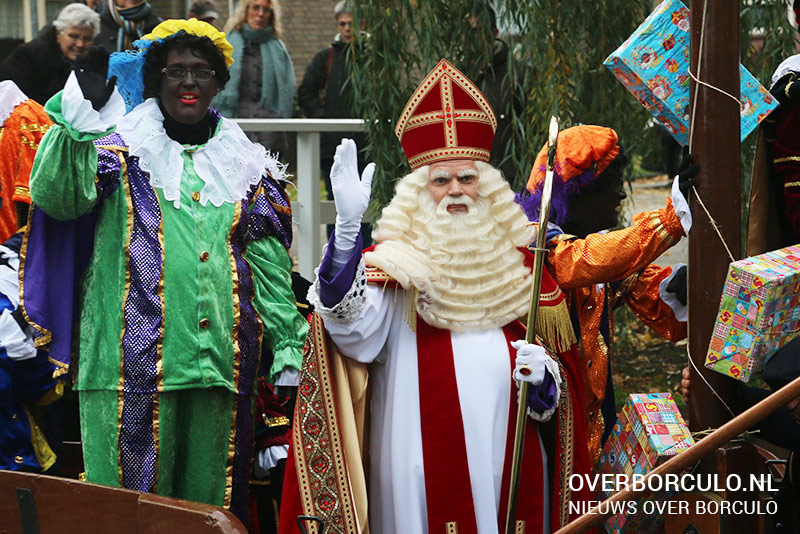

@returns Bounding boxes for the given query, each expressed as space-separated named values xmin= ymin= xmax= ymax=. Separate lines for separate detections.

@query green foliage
xmin=348 ymin=0 xmax=798 ymax=214
xmin=740 ymin=0 xmax=797 ymax=82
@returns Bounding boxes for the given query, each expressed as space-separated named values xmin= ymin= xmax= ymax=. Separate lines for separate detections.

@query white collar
xmin=115 ymin=99 xmax=284 ymax=209
xmin=772 ymin=54 xmax=800 ymax=88
xmin=0 ymin=81 xmax=29 ymax=125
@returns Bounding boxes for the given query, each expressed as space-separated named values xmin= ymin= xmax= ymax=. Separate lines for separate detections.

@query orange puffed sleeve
xmin=13 ymin=100 xmax=52 ymax=205
xmin=619 ymin=264 xmax=687 ymax=342
xmin=547 ymin=198 xmax=685 ymax=290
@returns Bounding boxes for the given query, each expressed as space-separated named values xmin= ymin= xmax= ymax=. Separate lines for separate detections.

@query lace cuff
xmin=526 ymin=356 xmax=562 ymax=422
xmin=62 ymin=71 xmax=125 ymax=135
xmin=307 ymin=255 xmax=368 ymax=325
xmin=254 ymin=445 xmax=289 ymax=478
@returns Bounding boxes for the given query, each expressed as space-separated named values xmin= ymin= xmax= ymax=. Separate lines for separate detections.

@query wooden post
xmin=687 ymin=0 xmax=740 ymax=432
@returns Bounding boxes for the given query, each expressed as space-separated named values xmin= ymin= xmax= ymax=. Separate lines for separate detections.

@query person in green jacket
xmin=26 ymin=19 xmax=307 ymax=524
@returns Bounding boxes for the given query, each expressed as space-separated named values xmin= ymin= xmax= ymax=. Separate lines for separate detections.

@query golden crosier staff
xmin=505 ymin=116 xmax=560 ymax=534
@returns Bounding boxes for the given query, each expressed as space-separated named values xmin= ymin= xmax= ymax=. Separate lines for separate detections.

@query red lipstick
xmin=180 ymin=92 xmax=199 ymax=105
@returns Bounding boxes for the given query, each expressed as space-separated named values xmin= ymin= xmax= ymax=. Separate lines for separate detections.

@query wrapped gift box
xmin=705 ymin=245 xmax=800 ymax=382
xmin=603 ymin=0 xmax=776 ymax=146
xmin=597 ymin=393 xmax=694 ymax=534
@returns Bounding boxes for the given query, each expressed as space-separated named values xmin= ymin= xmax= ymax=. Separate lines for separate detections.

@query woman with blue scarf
xmin=214 ymin=0 xmax=294 ymax=156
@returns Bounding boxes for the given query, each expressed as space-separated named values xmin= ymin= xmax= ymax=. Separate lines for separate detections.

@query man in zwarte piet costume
xmin=21 ymin=19 xmax=307 ymax=523
xmin=518 ymin=125 xmax=695 ymax=463
xmin=280 ymin=59 xmax=595 ymax=534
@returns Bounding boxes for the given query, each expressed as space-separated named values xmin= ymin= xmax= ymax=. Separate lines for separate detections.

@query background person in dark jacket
xmin=187 ymin=0 xmax=220 ymax=28
xmin=94 ymin=0 xmax=161 ymax=52
xmin=297 ymin=0 xmax=369 ymax=241
xmin=0 ymin=3 xmax=99 ymax=105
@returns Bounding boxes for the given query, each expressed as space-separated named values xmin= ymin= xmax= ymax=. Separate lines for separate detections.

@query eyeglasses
xmin=61 ymin=31 xmax=93 ymax=44
xmin=249 ymin=5 xmax=272 ymax=15
xmin=161 ymin=67 xmax=216 ymax=82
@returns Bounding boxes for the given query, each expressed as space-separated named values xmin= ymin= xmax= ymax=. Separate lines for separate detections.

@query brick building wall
xmin=281 ymin=0 xmax=338 ymax=85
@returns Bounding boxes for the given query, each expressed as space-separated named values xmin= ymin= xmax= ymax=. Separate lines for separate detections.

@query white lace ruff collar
xmin=115 ymin=99 xmax=283 ymax=209
xmin=0 ymin=80 xmax=29 ymax=126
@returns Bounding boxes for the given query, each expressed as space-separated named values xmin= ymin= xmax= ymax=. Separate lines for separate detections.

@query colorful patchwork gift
xmin=705 ymin=245 xmax=800 ymax=383
xmin=597 ymin=393 xmax=694 ymax=534
xmin=603 ymin=0 xmax=776 ymax=146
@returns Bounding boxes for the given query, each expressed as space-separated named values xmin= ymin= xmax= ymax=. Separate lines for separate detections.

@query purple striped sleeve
xmin=527 ymin=371 xmax=558 ymax=414
xmin=319 ymin=230 xmax=363 ymax=308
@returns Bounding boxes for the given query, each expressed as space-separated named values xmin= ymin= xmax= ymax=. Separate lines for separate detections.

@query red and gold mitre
xmin=395 ymin=59 xmax=497 ymax=170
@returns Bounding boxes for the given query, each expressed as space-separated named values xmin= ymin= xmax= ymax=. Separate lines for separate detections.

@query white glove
xmin=510 ymin=340 xmax=547 ymax=385
xmin=330 ymin=138 xmax=376 ymax=254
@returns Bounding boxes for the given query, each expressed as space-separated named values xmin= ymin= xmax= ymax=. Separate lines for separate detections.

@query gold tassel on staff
xmin=504 ymin=116 xmax=560 ymax=534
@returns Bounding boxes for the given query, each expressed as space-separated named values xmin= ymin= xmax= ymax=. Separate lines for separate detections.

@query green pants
xmin=79 ymin=388 xmax=235 ymax=506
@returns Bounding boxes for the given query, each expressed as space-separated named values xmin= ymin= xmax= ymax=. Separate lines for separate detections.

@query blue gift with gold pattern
xmin=603 ymin=0 xmax=776 ymax=146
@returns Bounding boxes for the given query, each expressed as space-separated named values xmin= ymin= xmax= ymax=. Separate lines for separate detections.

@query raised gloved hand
xmin=510 ymin=340 xmax=548 ymax=386
xmin=676 ymin=146 xmax=699 ymax=202
xmin=74 ymin=46 xmax=117 ymax=111
xmin=330 ymin=138 xmax=376 ymax=252
xmin=665 ymin=264 xmax=687 ymax=306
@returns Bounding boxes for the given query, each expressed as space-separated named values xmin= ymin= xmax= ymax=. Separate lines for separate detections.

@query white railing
xmin=234 ymin=118 xmax=366 ymax=280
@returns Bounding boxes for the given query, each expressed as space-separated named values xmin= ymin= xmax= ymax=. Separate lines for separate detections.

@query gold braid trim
xmin=365 ymin=266 xmax=416 ymax=331
xmin=534 ymin=297 xmax=576 ymax=354
xmin=403 ymin=287 xmax=418 ymax=332
xmin=557 ymin=364 xmax=574 ymax=528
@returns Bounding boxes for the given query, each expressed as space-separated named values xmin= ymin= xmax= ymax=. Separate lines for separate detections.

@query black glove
xmin=665 ymin=264 xmax=687 ymax=306
xmin=73 ymin=46 xmax=117 ymax=111
xmin=677 ymin=146 xmax=699 ymax=202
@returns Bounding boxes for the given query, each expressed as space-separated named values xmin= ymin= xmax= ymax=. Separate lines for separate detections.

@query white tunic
xmin=324 ymin=284 xmax=548 ymax=534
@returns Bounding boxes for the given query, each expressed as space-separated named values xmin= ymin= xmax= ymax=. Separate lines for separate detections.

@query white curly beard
xmin=364 ymin=162 xmax=537 ymax=332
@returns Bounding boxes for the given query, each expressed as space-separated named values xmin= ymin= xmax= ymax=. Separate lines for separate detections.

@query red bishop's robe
xmin=280 ymin=254 xmax=595 ymax=534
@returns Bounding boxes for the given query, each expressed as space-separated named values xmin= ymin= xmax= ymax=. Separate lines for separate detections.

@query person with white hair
xmin=0 ymin=3 xmax=100 ymax=104
xmin=280 ymin=59 xmax=596 ymax=534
